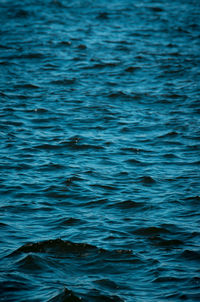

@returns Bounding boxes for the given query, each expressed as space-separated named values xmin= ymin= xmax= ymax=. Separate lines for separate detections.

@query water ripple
xmin=0 ymin=0 xmax=200 ymax=301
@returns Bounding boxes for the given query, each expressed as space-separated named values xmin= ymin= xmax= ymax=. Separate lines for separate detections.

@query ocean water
xmin=0 ymin=0 xmax=200 ymax=301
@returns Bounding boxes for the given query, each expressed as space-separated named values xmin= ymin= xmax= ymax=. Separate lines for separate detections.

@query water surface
xmin=0 ymin=0 xmax=200 ymax=301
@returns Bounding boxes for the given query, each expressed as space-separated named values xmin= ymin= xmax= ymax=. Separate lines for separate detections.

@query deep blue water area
xmin=0 ymin=0 xmax=200 ymax=301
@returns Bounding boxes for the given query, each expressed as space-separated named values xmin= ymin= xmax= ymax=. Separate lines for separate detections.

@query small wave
xmin=48 ymin=287 xmax=82 ymax=302
xmin=124 ymin=66 xmax=140 ymax=72
xmin=90 ymin=184 xmax=118 ymax=191
xmin=138 ymin=176 xmax=156 ymax=184
xmin=40 ymin=163 xmax=65 ymax=171
xmin=21 ymin=53 xmax=44 ymax=59
xmin=49 ymin=287 xmax=124 ymax=302
xmin=108 ymin=91 xmax=132 ymax=100
xmin=34 ymin=143 xmax=60 ymax=151
xmin=44 ymin=191 xmax=72 ymax=199
xmin=163 ymin=293 xmax=199 ymax=300
xmin=125 ymin=158 xmax=148 ymax=165
xmin=62 ymin=176 xmax=84 ymax=185
xmin=162 ymin=93 xmax=185 ymax=100
xmin=162 ymin=153 xmax=179 ymax=158
xmin=149 ymin=6 xmax=164 ymax=13
xmin=11 ymin=8 xmax=31 ymax=18
xmin=133 ymin=226 xmax=171 ymax=236
xmin=82 ymin=198 xmax=108 ymax=207
xmin=93 ymin=278 xmax=119 ymax=290
xmin=0 ymin=280 xmax=30 ymax=293
xmin=0 ymin=60 xmax=10 ymax=65
xmin=83 ymin=61 xmax=119 ymax=70
xmin=121 ymin=147 xmax=151 ymax=153
xmin=14 ymin=163 xmax=32 ymax=171
xmin=108 ymin=200 xmax=146 ymax=210
xmin=2 ymin=120 xmax=24 ymax=127
xmin=158 ymin=131 xmax=179 ymax=138
xmin=31 ymin=108 xmax=49 ymax=113
xmin=16 ymin=254 xmax=49 ymax=271
xmin=150 ymin=236 xmax=183 ymax=248
xmin=77 ymin=44 xmax=87 ymax=50
xmin=153 ymin=276 xmax=185 ymax=283
xmin=0 ymin=44 xmax=10 ymax=49
xmin=188 ymin=276 xmax=200 ymax=286
xmin=96 ymin=12 xmax=109 ymax=20
xmin=52 ymin=217 xmax=83 ymax=227
xmin=0 ymin=222 xmax=8 ymax=228
xmin=51 ymin=78 xmax=76 ymax=85
xmin=34 ymin=141 xmax=103 ymax=152
xmin=86 ymin=291 xmax=124 ymax=302
xmin=15 ymin=83 xmax=40 ymax=89
xmin=184 ymin=195 xmax=200 ymax=202
xmin=58 ymin=41 xmax=72 ymax=46
xmin=28 ymin=117 xmax=53 ymax=127
xmin=181 ymin=250 xmax=200 ymax=261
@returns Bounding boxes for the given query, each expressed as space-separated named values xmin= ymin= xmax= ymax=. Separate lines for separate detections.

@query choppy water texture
xmin=0 ymin=0 xmax=200 ymax=301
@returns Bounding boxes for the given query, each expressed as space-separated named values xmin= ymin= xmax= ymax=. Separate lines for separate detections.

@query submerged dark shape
xmin=48 ymin=287 xmax=83 ymax=302
xmin=11 ymin=239 xmax=101 ymax=256
xmin=139 ymin=176 xmax=156 ymax=184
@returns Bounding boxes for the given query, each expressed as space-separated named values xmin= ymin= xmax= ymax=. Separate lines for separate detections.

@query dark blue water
xmin=0 ymin=0 xmax=200 ymax=301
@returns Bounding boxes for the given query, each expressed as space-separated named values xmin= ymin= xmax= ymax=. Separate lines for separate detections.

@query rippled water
xmin=0 ymin=0 xmax=200 ymax=301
